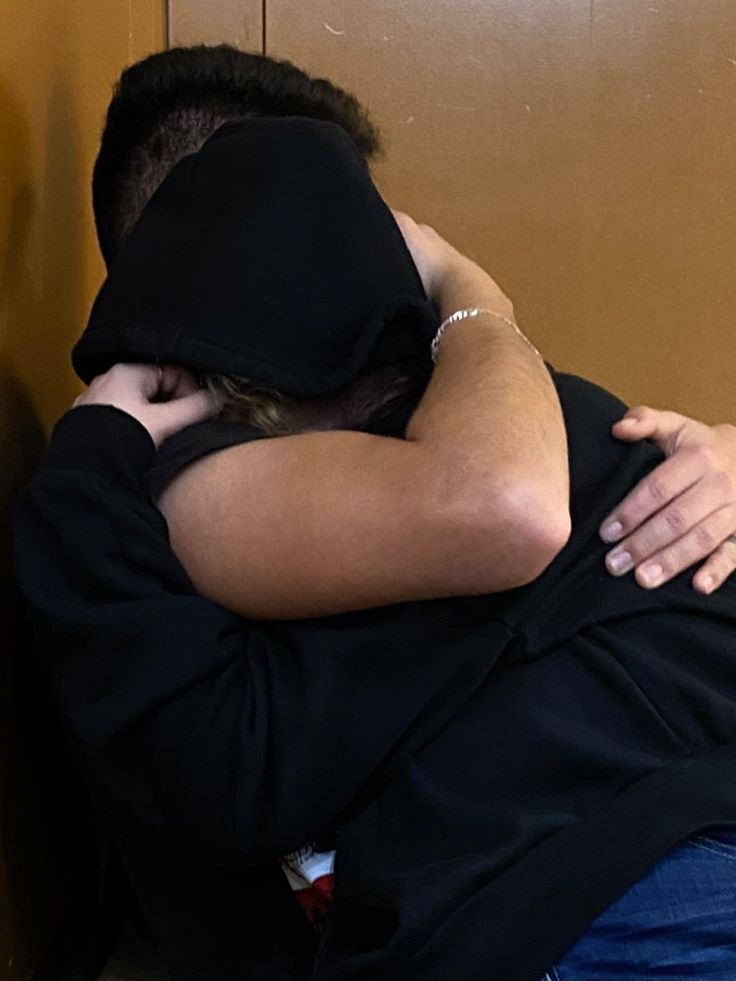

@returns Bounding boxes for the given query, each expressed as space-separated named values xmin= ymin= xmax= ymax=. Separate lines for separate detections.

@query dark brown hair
xmin=92 ymin=44 xmax=382 ymax=266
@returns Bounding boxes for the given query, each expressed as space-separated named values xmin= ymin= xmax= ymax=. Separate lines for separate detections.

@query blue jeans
xmin=543 ymin=828 xmax=736 ymax=980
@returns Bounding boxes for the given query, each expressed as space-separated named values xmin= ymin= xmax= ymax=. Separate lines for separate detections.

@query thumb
xmin=612 ymin=405 xmax=687 ymax=451
xmin=156 ymin=389 xmax=223 ymax=441
xmin=160 ymin=364 xmax=199 ymax=399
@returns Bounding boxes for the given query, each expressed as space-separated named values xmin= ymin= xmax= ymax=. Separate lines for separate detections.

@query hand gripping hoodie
xmin=13 ymin=118 xmax=736 ymax=981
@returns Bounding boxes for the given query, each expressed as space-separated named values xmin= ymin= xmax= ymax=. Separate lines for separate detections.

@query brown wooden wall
xmin=0 ymin=4 xmax=164 ymax=978
xmin=1 ymin=3 xmax=734 ymax=977
xmin=171 ymin=0 xmax=736 ymax=423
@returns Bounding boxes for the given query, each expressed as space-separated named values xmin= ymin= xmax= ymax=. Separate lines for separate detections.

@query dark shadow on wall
xmin=0 ymin=364 xmax=51 ymax=981
xmin=1 ymin=385 xmax=124 ymax=981
xmin=0 ymin=79 xmax=57 ymax=981
xmin=0 ymin=71 xmax=122 ymax=981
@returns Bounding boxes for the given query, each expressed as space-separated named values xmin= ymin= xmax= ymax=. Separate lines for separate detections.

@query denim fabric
xmin=543 ymin=829 xmax=736 ymax=980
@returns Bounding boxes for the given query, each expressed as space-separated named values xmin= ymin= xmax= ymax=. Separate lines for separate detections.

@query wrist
xmin=75 ymin=395 xmax=162 ymax=447
xmin=42 ymin=405 xmax=156 ymax=490
xmin=431 ymin=307 xmax=541 ymax=365
xmin=435 ymin=261 xmax=514 ymax=322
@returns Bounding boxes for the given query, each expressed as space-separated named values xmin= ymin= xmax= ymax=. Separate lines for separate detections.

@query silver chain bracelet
xmin=430 ymin=307 xmax=541 ymax=364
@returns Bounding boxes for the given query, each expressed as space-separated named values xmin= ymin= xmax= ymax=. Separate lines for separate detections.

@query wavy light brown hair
xmin=200 ymin=365 xmax=413 ymax=436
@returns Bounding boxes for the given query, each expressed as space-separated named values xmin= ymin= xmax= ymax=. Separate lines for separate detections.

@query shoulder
xmin=552 ymin=371 xmax=629 ymax=427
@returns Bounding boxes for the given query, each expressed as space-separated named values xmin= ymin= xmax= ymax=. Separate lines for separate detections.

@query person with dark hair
xmin=92 ymin=45 xmax=381 ymax=267
xmin=14 ymin=51 xmax=736 ymax=981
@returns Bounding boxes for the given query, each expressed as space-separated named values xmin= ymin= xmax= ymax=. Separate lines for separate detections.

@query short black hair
xmin=92 ymin=45 xmax=382 ymax=266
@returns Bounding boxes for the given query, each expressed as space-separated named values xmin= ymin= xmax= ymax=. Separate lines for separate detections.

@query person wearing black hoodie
xmin=14 ymin=117 xmax=736 ymax=981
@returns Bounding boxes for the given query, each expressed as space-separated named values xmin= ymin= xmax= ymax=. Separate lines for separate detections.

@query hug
xmin=13 ymin=46 xmax=736 ymax=981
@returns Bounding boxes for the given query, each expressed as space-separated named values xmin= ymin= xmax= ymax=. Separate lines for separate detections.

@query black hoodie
xmin=13 ymin=119 xmax=736 ymax=980
xmin=72 ymin=117 xmax=437 ymax=393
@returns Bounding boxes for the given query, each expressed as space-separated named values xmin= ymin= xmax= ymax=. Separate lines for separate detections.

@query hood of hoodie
xmin=73 ymin=117 xmax=438 ymax=397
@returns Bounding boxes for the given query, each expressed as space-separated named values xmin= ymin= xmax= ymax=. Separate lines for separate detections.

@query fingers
xmin=693 ymin=536 xmax=736 ymax=594
xmin=156 ymin=389 xmax=222 ymax=442
xmin=75 ymin=362 xmax=160 ymax=409
xmin=159 ymin=364 xmax=198 ymax=399
xmin=607 ymin=492 xmax=736 ymax=588
xmin=612 ymin=405 xmax=690 ymax=454
xmin=113 ymin=362 xmax=160 ymax=393
xmin=606 ymin=406 xmax=736 ymax=592
xmin=391 ymin=209 xmax=439 ymax=241
xmin=73 ymin=362 xmax=222 ymax=448
xmin=391 ymin=209 xmax=414 ymax=233
xmin=600 ymin=450 xmax=704 ymax=544
xmin=100 ymin=362 xmax=193 ymax=401
xmin=611 ymin=405 xmax=661 ymax=442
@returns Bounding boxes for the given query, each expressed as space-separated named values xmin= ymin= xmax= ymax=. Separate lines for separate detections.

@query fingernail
xmin=601 ymin=520 xmax=623 ymax=543
xmin=606 ymin=549 xmax=633 ymax=574
xmin=698 ymin=575 xmax=714 ymax=594
xmin=639 ymin=563 xmax=663 ymax=588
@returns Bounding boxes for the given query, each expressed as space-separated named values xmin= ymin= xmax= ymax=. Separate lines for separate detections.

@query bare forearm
xmin=164 ymin=316 xmax=568 ymax=618
xmin=408 ymin=261 xmax=568 ymax=551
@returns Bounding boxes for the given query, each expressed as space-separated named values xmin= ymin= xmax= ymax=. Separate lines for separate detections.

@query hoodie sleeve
xmin=12 ymin=405 xmax=332 ymax=979
xmin=11 ymin=405 xmax=346 ymax=866
xmin=12 ymin=404 xmax=500 ymax=862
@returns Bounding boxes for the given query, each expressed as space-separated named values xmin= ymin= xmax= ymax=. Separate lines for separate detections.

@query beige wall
xmin=0 ymin=3 xmax=164 ymax=978
xmin=169 ymin=0 xmax=262 ymax=48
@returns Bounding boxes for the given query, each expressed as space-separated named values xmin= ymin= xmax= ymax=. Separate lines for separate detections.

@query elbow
xmin=429 ymin=467 xmax=571 ymax=593
xmin=502 ymin=480 xmax=571 ymax=585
